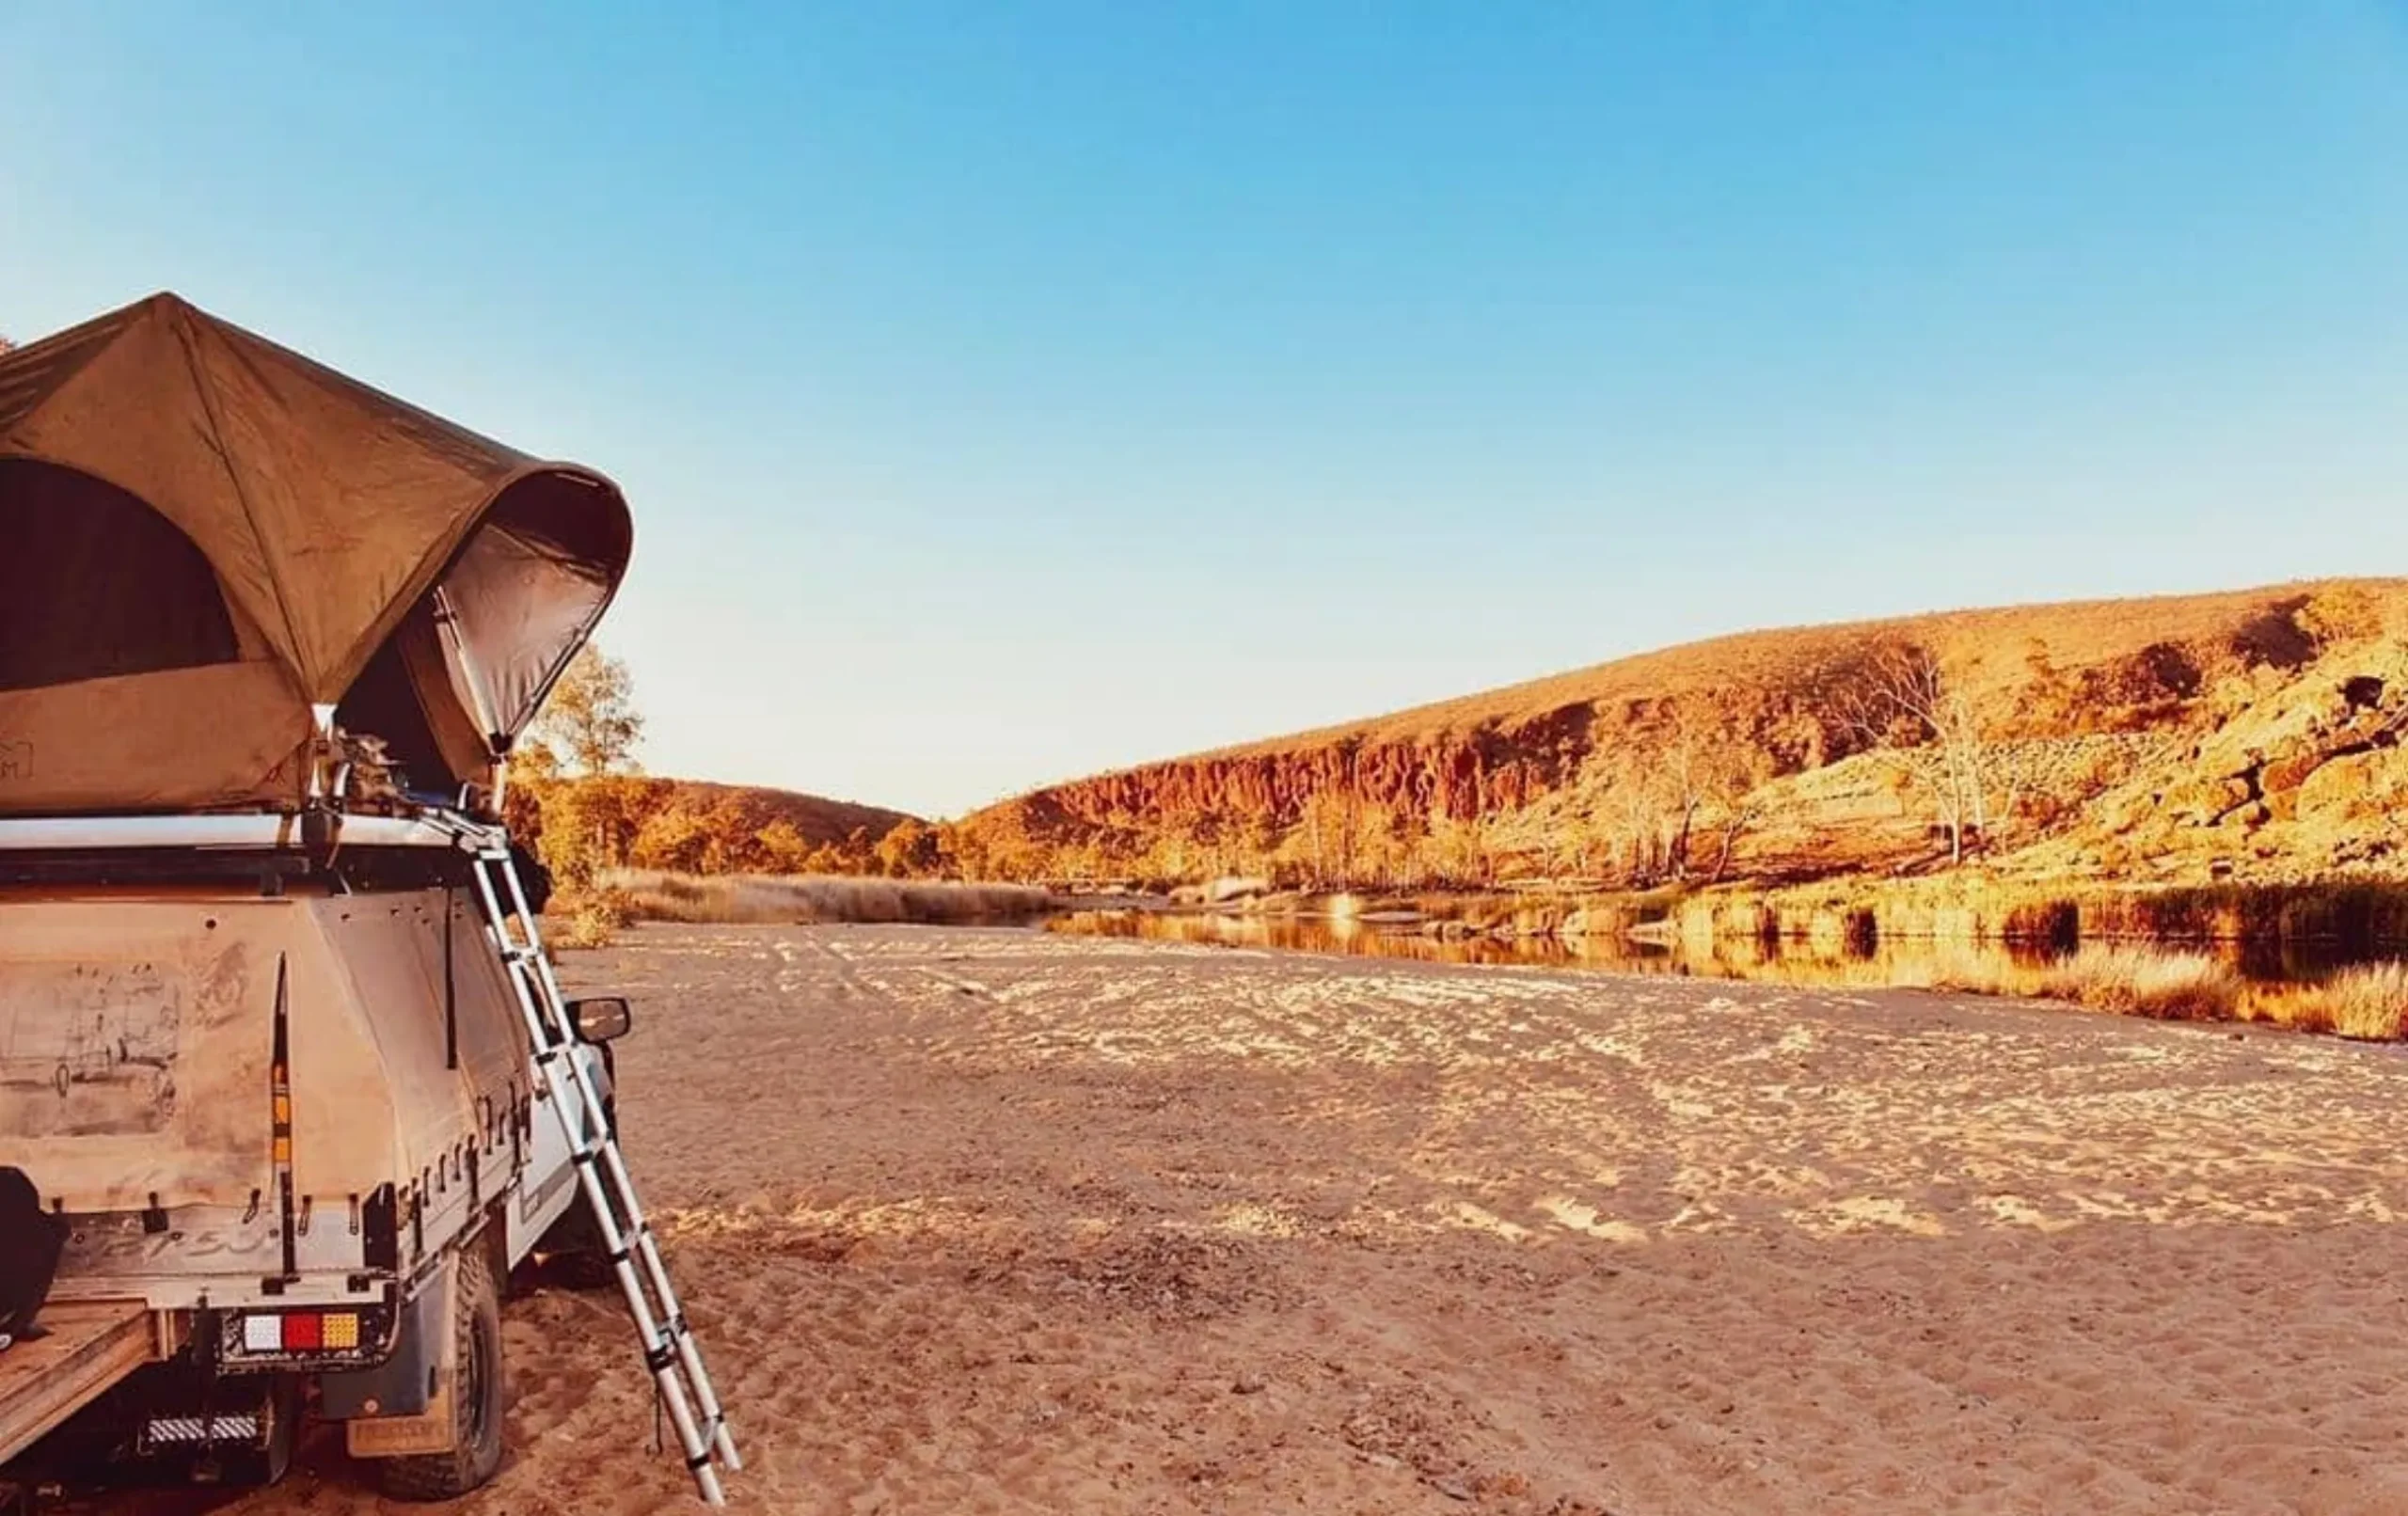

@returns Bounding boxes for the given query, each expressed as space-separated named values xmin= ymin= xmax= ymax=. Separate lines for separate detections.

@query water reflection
xmin=1043 ymin=908 xmax=2399 ymax=990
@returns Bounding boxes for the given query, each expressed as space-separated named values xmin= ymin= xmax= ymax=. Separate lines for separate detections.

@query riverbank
xmin=562 ymin=864 xmax=2408 ymax=1040
xmin=1178 ymin=875 xmax=2408 ymax=951
xmin=491 ymin=924 xmax=2405 ymax=1514
xmin=548 ymin=869 xmax=1059 ymax=946
xmin=169 ymin=923 xmax=2408 ymax=1513
xmin=1056 ymin=871 xmax=2408 ymax=1041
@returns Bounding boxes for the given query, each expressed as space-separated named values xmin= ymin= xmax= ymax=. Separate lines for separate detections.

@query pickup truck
xmin=0 ymin=811 xmax=628 ymax=1500
xmin=0 ymin=291 xmax=731 ymax=1506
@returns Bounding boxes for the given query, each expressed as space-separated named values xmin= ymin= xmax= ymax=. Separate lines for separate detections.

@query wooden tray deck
xmin=0 ymin=1302 xmax=157 ymax=1466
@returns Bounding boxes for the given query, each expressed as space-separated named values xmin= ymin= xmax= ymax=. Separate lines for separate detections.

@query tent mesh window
xmin=0 ymin=459 xmax=240 ymax=692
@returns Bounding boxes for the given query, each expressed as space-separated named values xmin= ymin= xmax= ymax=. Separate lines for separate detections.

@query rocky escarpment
xmin=956 ymin=579 xmax=2408 ymax=887
xmin=1027 ymin=700 xmax=1603 ymax=829
xmin=2010 ymin=639 xmax=2408 ymax=884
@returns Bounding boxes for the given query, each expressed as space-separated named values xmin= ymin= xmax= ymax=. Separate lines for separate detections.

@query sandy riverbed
xmin=150 ymin=924 xmax=2408 ymax=1512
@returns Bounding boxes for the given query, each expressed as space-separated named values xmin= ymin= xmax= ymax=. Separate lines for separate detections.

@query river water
xmin=1043 ymin=908 xmax=2400 ymax=990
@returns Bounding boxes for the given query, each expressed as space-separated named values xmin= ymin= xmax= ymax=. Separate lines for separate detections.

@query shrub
xmin=548 ymin=892 xmax=635 ymax=951
xmin=585 ymin=886 xmax=640 ymax=928
xmin=2003 ymin=897 xmax=2081 ymax=953
xmin=1842 ymin=908 xmax=1878 ymax=959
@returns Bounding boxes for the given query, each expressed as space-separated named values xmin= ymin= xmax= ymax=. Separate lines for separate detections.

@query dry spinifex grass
xmin=2242 ymin=962 xmax=2408 ymax=1040
xmin=603 ymin=869 xmax=1055 ymax=927
xmin=1924 ymin=944 xmax=2243 ymax=1022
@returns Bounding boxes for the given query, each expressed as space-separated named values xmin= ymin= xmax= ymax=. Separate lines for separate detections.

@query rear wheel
xmin=375 ymin=1248 xmax=505 ymax=1501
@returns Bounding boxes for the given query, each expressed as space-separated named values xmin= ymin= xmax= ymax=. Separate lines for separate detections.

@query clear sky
xmin=5 ymin=4 xmax=2406 ymax=817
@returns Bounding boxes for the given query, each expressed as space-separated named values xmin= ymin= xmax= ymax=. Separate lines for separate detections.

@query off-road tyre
xmin=375 ymin=1247 xmax=505 ymax=1501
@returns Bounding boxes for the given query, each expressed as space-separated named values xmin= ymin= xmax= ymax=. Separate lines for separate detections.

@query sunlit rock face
xmin=954 ymin=580 xmax=2408 ymax=887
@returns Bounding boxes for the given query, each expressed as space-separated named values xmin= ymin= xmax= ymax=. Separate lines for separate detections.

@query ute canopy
xmin=0 ymin=292 xmax=631 ymax=813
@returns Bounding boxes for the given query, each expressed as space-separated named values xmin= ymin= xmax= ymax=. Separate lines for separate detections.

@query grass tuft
xmin=2247 ymin=962 xmax=2408 ymax=1040
xmin=601 ymin=869 xmax=1056 ymax=926
xmin=2031 ymin=946 xmax=2242 ymax=1021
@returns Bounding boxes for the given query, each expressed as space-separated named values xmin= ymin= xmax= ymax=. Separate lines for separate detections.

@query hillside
xmin=509 ymin=774 xmax=916 ymax=879
xmin=950 ymin=579 xmax=2408 ymax=889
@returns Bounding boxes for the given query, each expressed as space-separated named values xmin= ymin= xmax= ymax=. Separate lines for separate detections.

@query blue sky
xmin=5 ymin=3 xmax=2406 ymax=816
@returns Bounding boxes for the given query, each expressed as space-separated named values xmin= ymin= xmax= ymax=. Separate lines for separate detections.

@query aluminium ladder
xmin=457 ymin=828 xmax=741 ymax=1505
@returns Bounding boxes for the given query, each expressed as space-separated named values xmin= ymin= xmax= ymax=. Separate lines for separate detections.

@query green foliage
xmin=874 ymin=817 xmax=942 ymax=876
xmin=528 ymin=645 xmax=643 ymax=776
xmin=515 ymin=776 xmax=905 ymax=888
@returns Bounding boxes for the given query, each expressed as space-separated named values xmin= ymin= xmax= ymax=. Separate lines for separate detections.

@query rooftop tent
xmin=0 ymin=292 xmax=631 ymax=814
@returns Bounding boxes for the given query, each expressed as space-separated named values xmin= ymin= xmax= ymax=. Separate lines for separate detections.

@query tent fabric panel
xmin=0 ymin=306 xmax=293 ymax=669
xmin=394 ymin=607 xmax=498 ymax=793
xmin=183 ymin=311 xmax=530 ymax=698
xmin=335 ymin=629 xmax=456 ymax=797
xmin=336 ymin=607 xmax=495 ymax=797
xmin=0 ymin=460 xmax=241 ymax=693
xmin=436 ymin=470 xmax=633 ymax=744
xmin=0 ymin=298 xmax=138 ymax=436
xmin=0 ymin=662 xmax=313 ymax=815
xmin=0 ymin=293 xmax=609 ymax=704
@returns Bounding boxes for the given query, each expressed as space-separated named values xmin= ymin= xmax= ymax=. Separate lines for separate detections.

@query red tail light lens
xmin=281 ymin=1312 xmax=323 ymax=1351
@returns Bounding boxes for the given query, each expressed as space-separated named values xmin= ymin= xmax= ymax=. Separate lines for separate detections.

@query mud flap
xmin=341 ymin=1263 xmax=456 ymax=1459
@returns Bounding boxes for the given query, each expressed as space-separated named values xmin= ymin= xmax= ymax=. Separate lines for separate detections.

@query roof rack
xmin=0 ymin=808 xmax=504 ymax=855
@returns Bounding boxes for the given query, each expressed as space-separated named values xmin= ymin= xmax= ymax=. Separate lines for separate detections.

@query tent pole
xmin=430 ymin=587 xmax=506 ymax=754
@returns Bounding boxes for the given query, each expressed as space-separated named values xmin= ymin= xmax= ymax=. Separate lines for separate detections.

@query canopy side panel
xmin=305 ymin=892 xmax=528 ymax=1197
xmin=0 ymin=898 xmax=284 ymax=1214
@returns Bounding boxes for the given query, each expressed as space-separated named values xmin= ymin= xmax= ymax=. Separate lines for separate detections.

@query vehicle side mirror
xmin=568 ymin=996 xmax=632 ymax=1044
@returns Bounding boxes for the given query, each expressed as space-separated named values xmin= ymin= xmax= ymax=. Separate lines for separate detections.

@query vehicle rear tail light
xmin=281 ymin=1312 xmax=323 ymax=1351
xmin=237 ymin=1308 xmax=366 ymax=1356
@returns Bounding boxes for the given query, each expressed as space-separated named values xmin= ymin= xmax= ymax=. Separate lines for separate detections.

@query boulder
xmin=2165 ymin=776 xmax=2252 ymax=827
xmin=1205 ymin=876 xmax=1274 ymax=905
xmin=2260 ymin=752 xmax=2323 ymax=795
xmin=2297 ymin=750 xmax=2405 ymax=816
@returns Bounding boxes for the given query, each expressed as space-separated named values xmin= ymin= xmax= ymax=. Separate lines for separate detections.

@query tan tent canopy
xmin=0 ymin=292 xmax=632 ymax=814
